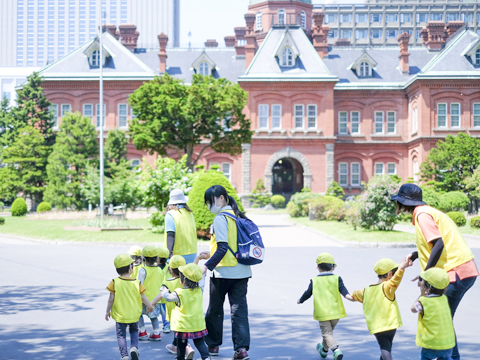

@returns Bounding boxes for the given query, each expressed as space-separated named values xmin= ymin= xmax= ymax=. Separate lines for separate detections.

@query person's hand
xmin=297 ymin=299 xmax=301 ymax=304
xmin=105 ymin=312 xmax=111 ymax=321
xmin=399 ymin=254 xmax=413 ymax=271
xmin=147 ymin=305 xmax=154 ymax=314
xmin=411 ymin=276 xmax=420 ymax=282
xmin=198 ymin=251 xmax=210 ymax=260
xmin=345 ymin=294 xmax=354 ymax=302
xmin=201 ymin=264 xmax=208 ymax=274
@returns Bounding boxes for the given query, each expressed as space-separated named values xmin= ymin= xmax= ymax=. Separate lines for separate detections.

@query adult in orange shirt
xmin=391 ymin=184 xmax=478 ymax=360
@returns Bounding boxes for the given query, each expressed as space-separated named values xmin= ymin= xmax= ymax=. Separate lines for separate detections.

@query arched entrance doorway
xmin=272 ymin=157 xmax=304 ymax=201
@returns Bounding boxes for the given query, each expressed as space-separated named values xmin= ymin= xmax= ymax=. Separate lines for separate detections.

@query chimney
xmin=205 ymin=39 xmax=219 ymax=48
xmin=244 ymin=12 xmax=257 ymax=69
xmin=234 ymin=27 xmax=246 ymax=56
xmin=311 ymin=10 xmax=329 ymax=59
xmin=158 ymin=33 xmax=168 ymax=73
xmin=119 ymin=24 xmax=139 ymax=51
xmin=446 ymin=21 xmax=465 ymax=37
xmin=426 ymin=21 xmax=446 ymax=51
xmin=420 ymin=27 xmax=428 ymax=46
xmin=224 ymin=35 xmax=236 ymax=48
xmin=102 ymin=24 xmax=119 ymax=39
xmin=397 ymin=32 xmax=411 ymax=75
xmin=334 ymin=39 xmax=351 ymax=47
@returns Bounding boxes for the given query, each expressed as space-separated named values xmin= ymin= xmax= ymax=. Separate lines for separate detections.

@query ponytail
xmin=227 ymin=195 xmax=247 ymax=219
xmin=204 ymin=185 xmax=248 ymax=219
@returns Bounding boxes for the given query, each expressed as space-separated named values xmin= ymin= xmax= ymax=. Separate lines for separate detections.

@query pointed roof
xmin=191 ymin=50 xmax=217 ymax=70
xmin=348 ymin=51 xmax=378 ymax=71
xmin=37 ymin=32 xmax=155 ymax=81
xmin=273 ymin=29 xmax=300 ymax=59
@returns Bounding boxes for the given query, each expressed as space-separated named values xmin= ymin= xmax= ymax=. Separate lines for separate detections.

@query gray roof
xmin=134 ymin=48 xmax=246 ymax=83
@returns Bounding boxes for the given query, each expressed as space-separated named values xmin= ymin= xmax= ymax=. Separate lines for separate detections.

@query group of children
xmin=106 ymin=245 xmax=211 ymax=360
xmin=298 ymin=253 xmax=456 ymax=360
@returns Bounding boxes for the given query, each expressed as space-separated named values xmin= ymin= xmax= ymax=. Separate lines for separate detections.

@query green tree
xmin=326 ymin=181 xmax=345 ymax=198
xmin=465 ymin=167 xmax=480 ymax=200
xmin=104 ymin=129 xmax=130 ymax=178
xmin=421 ymin=133 xmax=480 ymax=192
xmin=129 ymin=74 xmax=252 ymax=169
xmin=0 ymin=98 xmax=15 ymax=146
xmin=44 ymin=112 xmax=98 ymax=209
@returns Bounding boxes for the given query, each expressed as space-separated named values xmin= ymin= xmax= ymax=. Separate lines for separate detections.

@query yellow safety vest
xmin=415 ymin=206 xmax=474 ymax=272
xmin=164 ymin=209 xmax=197 ymax=256
xmin=312 ymin=274 xmax=347 ymax=321
xmin=416 ymin=295 xmax=455 ymax=350
xmin=210 ymin=210 xmax=238 ymax=267
xmin=143 ymin=265 xmax=163 ymax=302
xmin=163 ymin=277 xmax=182 ymax=321
xmin=170 ymin=287 xmax=206 ymax=333
xmin=363 ymin=283 xmax=403 ymax=334
xmin=132 ymin=263 xmax=144 ymax=280
xmin=111 ymin=277 xmax=142 ymax=324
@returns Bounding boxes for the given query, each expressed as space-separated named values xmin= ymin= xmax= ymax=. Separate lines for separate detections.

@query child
xmin=349 ymin=256 xmax=413 ymax=360
xmin=129 ymin=245 xmax=144 ymax=279
xmin=157 ymin=245 xmax=171 ymax=333
xmin=105 ymin=253 xmax=154 ymax=360
xmin=161 ymin=262 xmax=211 ymax=360
xmin=411 ymin=268 xmax=455 ymax=360
xmin=138 ymin=245 xmax=163 ymax=341
xmin=298 ymin=253 xmax=350 ymax=360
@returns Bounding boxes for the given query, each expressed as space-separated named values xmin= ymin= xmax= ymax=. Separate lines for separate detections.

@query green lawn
xmin=290 ymin=217 xmax=416 ymax=243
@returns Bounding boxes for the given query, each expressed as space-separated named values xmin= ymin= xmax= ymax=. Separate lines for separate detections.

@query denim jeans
xmin=116 ymin=322 xmax=139 ymax=358
xmin=205 ymin=277 xmax=250 ymax=351
xmin=421 ymin=347 xmax=453 ymax=360
xmin=445 ymin=275 xmax=477 ymax=360
xmin=138 ymin=314 xmax=160 ymax=330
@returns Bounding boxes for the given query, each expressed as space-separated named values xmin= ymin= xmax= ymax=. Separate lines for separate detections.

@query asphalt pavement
xmin=1 ymin=214 xmax=479 ymax=360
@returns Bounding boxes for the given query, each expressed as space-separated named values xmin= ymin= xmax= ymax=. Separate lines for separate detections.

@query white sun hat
xmin=168 ymin=189 xmax=189 ymax=205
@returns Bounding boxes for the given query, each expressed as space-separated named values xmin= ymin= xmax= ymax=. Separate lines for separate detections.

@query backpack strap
xmin=220 ymin=211 xmax=238 ymax=259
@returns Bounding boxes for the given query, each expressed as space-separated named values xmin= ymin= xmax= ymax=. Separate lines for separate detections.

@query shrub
xmin=249 ymin=179 xmax=270 ymax=208
xmin=357 ymin=175 xmax=401 ymax=231
xmin=447 ymin=211 xmax=466 ymax=227
xmin=421 ymin=186 xmax=442 ymax=208
xmin=310 ymin=196 xmax=346 ymax=221
xmin=0 ymin=217 xmax=5 ymax=225
xmin=0 ymin=201 xmax=4 ymax=212
xmin=326 ymin=181 xmax=345 ymax=199
xmin=438 ymin=191 xmax=469 ymax=213
xmin=470 ymin=216 xmax=480 ymax=229
xmin=187 ymin=170 xmax=243 ymax=232
xmin=286 ymin=192 xmax=322 ymax=217
xmin=11 ymin=197 xmax=28 ymax=216
xmin=37 ymin=201 xmax=52 ymax=213
xmin=270 ymin=195 xmax=286 ymax=209
xmin=345 ymin=199 xmax=361 ymax=230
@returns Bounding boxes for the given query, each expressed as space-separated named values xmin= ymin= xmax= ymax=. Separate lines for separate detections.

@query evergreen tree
xmin=104 ymin=129 xmax=130 ymax=178
xmin=44 ymin=112 xmax=98 ymax=209
xmin=0 ymin=98 xmax=15 ymax=147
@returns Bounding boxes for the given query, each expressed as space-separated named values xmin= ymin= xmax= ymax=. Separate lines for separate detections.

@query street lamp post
xmin=99 ymin=13 xmax=105 ymax=219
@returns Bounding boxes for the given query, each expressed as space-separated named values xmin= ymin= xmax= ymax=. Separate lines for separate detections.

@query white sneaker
xmin=186 ymin=344 xmax=195 ymax=360
xmin=130 ymin=346 xmax=139 ymax=360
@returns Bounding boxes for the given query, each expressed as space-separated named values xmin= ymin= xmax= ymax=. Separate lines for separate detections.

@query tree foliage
xmin=11 ymin=197 xmax=28 ymax=216
xmin=129 ymin=74 xmax=252 ymax=169
xmin=249 ymin=179 xmax=270 ymax=208
xmin=326 ymin=181 xmax=345 ymax=199
xmin=465 ymin=167 xmax=480 ymax=200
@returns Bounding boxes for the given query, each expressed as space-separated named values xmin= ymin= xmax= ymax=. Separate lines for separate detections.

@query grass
xmin=246 ymin=208 xmax=288 ymax=215
xmin=398 ymin=220 xmax=480 ymax=237
xmin=290 ymin=217 xmax=416 ymax=243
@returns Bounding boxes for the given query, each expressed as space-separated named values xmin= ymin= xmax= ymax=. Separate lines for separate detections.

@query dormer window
xmin=256 ymin=12 xmax=262 ymax=30
xmin=199 ymin=62 xmax=209 ymax=76
xmin=476 ymin=49 xmax=480 ymax=65
xmin=359 ymin=62 xmax=369 ymax=77
xmin=91 ymin=50 xmax=100 ymax=66
xmin=301 ymin=11 xmax=306 ymax=29
xmin=282 ymin=48 xmax=294 ymax=67
xmin=349 ymin=51 xmax=377 ymax=78
xmin=83 ymin=37 xmax=111 ymax=68
xmin=278 ymin=10 xmax=285 ymax=25
xmin=192 ymin=51 xmax=216 ymax=77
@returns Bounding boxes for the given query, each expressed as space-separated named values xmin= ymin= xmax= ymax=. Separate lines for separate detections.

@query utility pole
xmin=99 ymin=10 xmax=105 ymax=219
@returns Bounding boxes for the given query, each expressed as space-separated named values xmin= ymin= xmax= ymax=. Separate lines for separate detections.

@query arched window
xmin=199 ymin=62 xmax=209 ymax=76
xmin=301 ymin=11 xmax=306 ymax=29
xmin=278 ymin=10 xmax=285 ymax=25
xmin=475 ymin=49 xmax=480 ymax=65
xmin=91 ymin=50 xmax=100 ymax=66
xmin=359 ymin=61 xmax=369 ymax=77
xmin=256 ymin=12 xmax=262 ymax=30
xmin=282 ymin=47 xmax=294 ymax=67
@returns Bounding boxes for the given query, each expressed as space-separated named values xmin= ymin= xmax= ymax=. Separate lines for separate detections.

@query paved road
xmin=1 ymin=214 xmax=479 ymax=360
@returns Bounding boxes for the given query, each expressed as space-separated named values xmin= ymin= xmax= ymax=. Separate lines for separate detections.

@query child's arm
xmin=141 ymin=294 xmax=154 ymax=314
xmin=411 ymin=295 xmax=422 ymax=313
xmin=384 ymin=254 xmax=414 ymax=300
xmin=345 ymin=294 xmax=354 ymax=302
xmin=338 ymin=276 xmax=354 ymax=301
xmin=194 ymin=251 xmax=211 ymax=265
xmin=350 ymin=289 xmax=364 ymax=303
xmin=297 ymin=280 xmax=313 ymax=304
xmin=105 ymin=293 xmax=115 ymax=321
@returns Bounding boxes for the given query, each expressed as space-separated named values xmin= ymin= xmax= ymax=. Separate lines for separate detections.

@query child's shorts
xmin=142 ymin=303 xmax=161 ymax=319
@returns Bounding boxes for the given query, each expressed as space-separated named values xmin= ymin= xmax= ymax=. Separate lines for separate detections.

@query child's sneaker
xmin=130 ymin=346 xmax=139 ymax=360
xmin=139 ymin=330 xmax=148 ymax=340
xmin=163 ymin=324 xmax=171 ymax=333
xmin=186 ymin=344 xmax=195 ymax=359
xmin=121 ymin=357 xmax=129 ymax=360
xmin=148 ymin=332 xmax=161 ymax=341
xmin=316 ymin=343 xmax=328 ymax=358
xmin=166 ymin=344 xmax=177 ymax=354
xmin=333 ymin=348 xmax=343 ymax=360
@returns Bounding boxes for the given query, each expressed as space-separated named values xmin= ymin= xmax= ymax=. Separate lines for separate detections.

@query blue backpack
xmin=220 ymin=211 xmax=265 ymax=265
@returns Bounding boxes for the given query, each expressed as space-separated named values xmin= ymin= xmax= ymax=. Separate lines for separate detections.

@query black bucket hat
xmin=390 ymin=183 xmax=427 ymax=207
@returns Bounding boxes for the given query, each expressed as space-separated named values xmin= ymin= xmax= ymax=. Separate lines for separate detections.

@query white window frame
xmin=339 ymin=111 xmax=348 ymax=134
xmin=83 ymin=103 xmax=93 ymax=121
xmin=131 ymin=159 xmax=141 ymax=172
xmin=359 ymin=61 xmax=369 ymax=77
xmin=375 ymin=111 xmax=384 ymax=133
xmin=351 ymin=162 xmax=361 ymax=186
xmin=412 ymin=106 xmax=418 ymax=134
xmin=473 ymin=103 xmax=480 ymax=127
xmin=221 ymin=163 xmax=231 ymax=181
xmin=387 ymin=162 xmax=397 ymax=175
xmin=271 ymin=104 xmax=282 ymax=129
xmin=340 ymin=29 xmax=352 ymax=39
xmin=371 ymin=29 xmax=382 ymax=39
xmin=437 ymin=103 xmax=447 ymax=128
xmin=278 ymin=9 xmax=285 ymax=25
xmin=61 ymin=103 xmax=71 ymax=118
xmin=96 ymin=103 xmax=106 ymax=128
xmin=375 ymin=162 xmax=384 ymax=175
xmin=387 ymin=111 xmax=396 ymax=134
xmin=475 ymin=49 xmax=480 ymax=65
xmin=356 ymin=13 xmax=368 ymax=23
xmin=294 ymin=104 xmax=304 ymax=129
xmin=281 ymin=47 xmax=294 ymax=67
xmin=355 ymin=29 xmax=368 ymax=39
xmin=258 ymin=104 xmax=269 ymax=129
xmin=340 ymin=13 xmax=352 ymax=24
xmin=450 ymin=103 xmax=460 ymax=128
xmin=118 ymin=103 xmax=128 ymax=128
xmin=413 ymin=160 xmax=419 ymax=182
xmin=50 ymin=104 xmax=59 ymax=127
xmin=307 ymin=104 xmax=317 ymax=129
xmin=338 ymin=162 xmax=348 ymax=186
xmin=255 ymin=12 xmax=262 ymax=30
xmin=301 ymin=11 xmax=306 ymax=29
xmin=91 ymin=49 xmax=100 ymax=66
xmin=199 ymin=62 xmax=209 ymax=76
xmin=351 ymin=111 xmax=360 ymax=134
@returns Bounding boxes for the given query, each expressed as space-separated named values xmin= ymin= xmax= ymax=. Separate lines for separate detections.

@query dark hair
xmin=180 ymin=272 xmax=199 ymax=290
xmin=204 ymin=185 xmax=247 ymax=219
xmin=144 ymin=256 xmax=157 ymax=266
xmin=318 ymin=263 xmax=335 ymax=271
xmin=396 ymin=201 xmax=417 ymax=214
xmin=378 ymin=267 xmax=398 ymax=279
xmin=419 ymin=276 xmax=446 ymax=296
xmin=116 ymin=263 xmax=132 ymax=275
xmin=158 ymin=258 xmax=167 ymax=265
xmin=164 ymin=203 xmax=193 ymax=214
xmin=169 ymin=267 xmax=180 ymax=277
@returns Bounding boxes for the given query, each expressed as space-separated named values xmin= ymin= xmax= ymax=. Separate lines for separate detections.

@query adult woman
xmin=201 ymin=185 xmax=251 ymax=360
xmin=391 ymin=183 xmax=478 ymax=360
xmin=164 ymin=189 xmax=197 ymax=264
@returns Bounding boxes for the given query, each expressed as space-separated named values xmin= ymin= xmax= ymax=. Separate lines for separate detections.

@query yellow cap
xmin=374 ymin=258 xmax=399 ymax=275
xmin=178 ymin=263 xmax=203 ymax=282
xmin=142 ymin=245 xmax=158 ymax=258
xmin=420 ymin=267 xmax=450 ymax=290
xmin=169 ymin=255 xmax=186 ymax=269
xmin=157 ymin=246 xmax=170 ymax=259
xmin=316 ymin=253 xmax=335 ymax=265
xmin=128 ymin=245 xmax=142 ymax=257
xmin=114 ymin=253 xmax=134 ymax=269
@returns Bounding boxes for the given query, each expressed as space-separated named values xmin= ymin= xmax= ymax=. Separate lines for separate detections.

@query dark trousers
xmin=205 ymin=277 xmax=250 ymax=351
xmin=177 ymin=337 xmax=209 ymax=360
xmin=116 ymin=322 xmax=139 ymax=358
xmin=445 ymin=275 xmax=477 ymax=360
